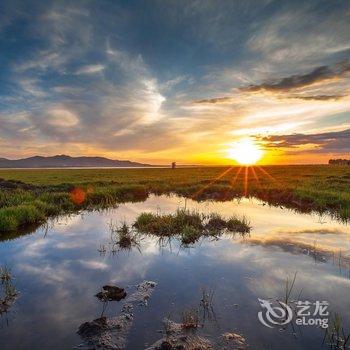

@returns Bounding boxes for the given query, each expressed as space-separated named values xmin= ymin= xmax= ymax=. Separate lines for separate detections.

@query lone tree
xmin=171 ymin=162 xmax=176 ymax=169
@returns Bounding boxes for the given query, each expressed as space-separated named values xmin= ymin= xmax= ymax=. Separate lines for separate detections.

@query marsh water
xmin=0 ymin=194 xmax=349 ymax=349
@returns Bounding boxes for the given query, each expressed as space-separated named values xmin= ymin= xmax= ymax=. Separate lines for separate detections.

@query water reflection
xmin=0 ymin=195 xmax=349 ymax=349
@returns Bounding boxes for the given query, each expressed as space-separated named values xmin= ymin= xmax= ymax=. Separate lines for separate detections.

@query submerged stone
xmin=146 ymin=319 xmax=211 ymax=350
xmin=76 ymin=280 xmax=157 ymax=350
xmin=127 ymin=280 xmax=157 ymax=306
xmin=95 ymin=285 xmax=127 ymax=302
xmin=146 ymin=319 xmax=247 ymax=350
xmin=219 ymin=332 xmax=247 ymax=349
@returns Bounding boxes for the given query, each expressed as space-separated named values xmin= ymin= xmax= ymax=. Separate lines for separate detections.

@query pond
xmin=0 ymin=194 xmax=349 ymax=349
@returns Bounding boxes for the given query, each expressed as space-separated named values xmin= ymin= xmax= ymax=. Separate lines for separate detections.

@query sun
xmin=227 ymin=138 xmax=264 ymax=165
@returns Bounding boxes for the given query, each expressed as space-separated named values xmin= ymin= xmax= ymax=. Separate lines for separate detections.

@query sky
xmin=0 ymin=0 xmax=349 ymax=165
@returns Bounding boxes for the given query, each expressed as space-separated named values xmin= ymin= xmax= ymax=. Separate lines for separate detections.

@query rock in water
xmin=145 ymin=319 xmax=212 ymax=350
xmin=146 ymin=319 xmax=248 ymax=350
xmin=95 ymin=285 xmax=127 ymax=302
xmin=76 ymin=308 xmax=134 ymax=350
xmin=126 ymin=281 xmax=157 ymax=306
xmin=76 ymin=281 xmax=157 ymax=350
xmin=218 ymin=332 xmax=247 ymax=349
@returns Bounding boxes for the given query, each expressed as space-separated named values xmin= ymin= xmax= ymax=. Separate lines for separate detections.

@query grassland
xmin=0 ymin=165 xmax=349 ymax=233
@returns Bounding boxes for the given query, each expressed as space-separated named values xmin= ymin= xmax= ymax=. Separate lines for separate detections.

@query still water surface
xmin=0 ymin=195 xmax=349 ymax=349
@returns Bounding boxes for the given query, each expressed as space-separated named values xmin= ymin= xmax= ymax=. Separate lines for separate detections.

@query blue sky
xmin=0 ymin=0 xmax=349 ymax=164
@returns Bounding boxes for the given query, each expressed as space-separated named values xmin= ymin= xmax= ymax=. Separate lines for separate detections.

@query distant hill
xmin=0 ymin=155 xmax=153 ymax=168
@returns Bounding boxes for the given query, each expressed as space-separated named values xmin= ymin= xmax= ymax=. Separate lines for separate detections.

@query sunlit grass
xmin=133 ymin=209 xmax=250 ymax=245
xmin=0 ymin=165 xmax=349 ymax=233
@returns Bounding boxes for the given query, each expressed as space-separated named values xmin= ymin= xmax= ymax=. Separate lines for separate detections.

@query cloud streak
xmin=75 ymin=64 xmax=105 ymax=75
xmin=257 ymin=128 xmax=350 ymax=153
xmin=193 ymin=96 xmax=232 ymax=104
xmin=288 ymin=94 xmax=345 ymax=101
xmin=242 ymin=60 xmax=350 ymax=92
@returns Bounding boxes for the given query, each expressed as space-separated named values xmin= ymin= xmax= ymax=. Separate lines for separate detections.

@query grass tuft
xmin=133 ymin=209 xmax=250 ymax=245
xmin=206 ymin=213 xmax=227 ymax=232
xmin=181 ymin=225 xmax=202 ymax=245
xmin=108 ymin=220 xmax=140 ymax=251
xmin=181 ymin=308 xmax=200 ymax=329
xmin=0 ymin=204 xmax=45 ymax=231
xmin=226 ymin=215 xmax=251 ymax=233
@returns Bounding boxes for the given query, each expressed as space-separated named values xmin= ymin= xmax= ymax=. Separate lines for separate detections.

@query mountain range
xmin=0 ymin=155 xmax=153 ymax=168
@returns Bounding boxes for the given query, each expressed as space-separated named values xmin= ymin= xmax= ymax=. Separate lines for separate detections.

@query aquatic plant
xmin=181 ymin=308 xmax=200 ymax=329
xmin=133 ymin=209 xmax=250 ymax=246
xmin=323 ymin=313 xmax=350 ymax=350
xmin=283 ymin=271 xmax=298 ymax=306
xmin=200 ymin=286 xmax=215 ymax=310
xmin=226 ymin=215 xmax=251 ymax=233
xmin=172 ymin=209 xmax=203 ymax=232
xmin=205 ymin=213 xmax=227 ymax=232
xmin=0 ymin=265 xmax=11 ymax=283
xmin=115 ymin=222 xmax=140 ymax=250
xmin=133 ymin=212 xmax=156 ymax=232
xmin=199 ymin=286 xmax=216 ymax=322
xmin=97 ymin=244 xmax=107 ymax=255
xmin=107 ymin=221 xmax=141 ymax=252
xmin=134 ymin=209 xmax=250 ymax=245
xmin=180 ymin=225 xmax=202 ymax=245
xmin=0 ymin=265 xmax=18 ymax=316
xmin=133 ymin=212 xmax=174 ymax=236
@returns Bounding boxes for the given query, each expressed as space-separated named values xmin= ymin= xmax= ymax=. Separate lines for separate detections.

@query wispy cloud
xmin=289 ymin=95 xmax=345 ymax=101
xmin=257 ymin=128 xmax=350 ymax=153
xmin=242 ymin=60 xmax=350 ymax=92
xmin=247 ymin=2 xmax=350 ymax=65
xmin=75 ymin=64 xmax=105 ymax=75
xmin=192 ymin=96 xmax=232 ymax=104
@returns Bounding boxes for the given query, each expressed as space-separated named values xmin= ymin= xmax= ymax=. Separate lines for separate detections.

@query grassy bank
xmin=0 ymin=165 xmax=349 ymax=233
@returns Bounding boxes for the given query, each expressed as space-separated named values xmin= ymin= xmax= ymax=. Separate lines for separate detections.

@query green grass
xmin=0 ymin=165 xmax=346 ymax=187
xmin=180 ymin=225 xmax=202 ymax=245
xmin=133 ymin=209 xmax=250 ymax=245
xmin=0 ymin=165 xmax=349 ymax=233
xmin=226 ymin=215 xmax=251 ymax=233
xmin=0 ymin=204 xmax=46 ymax=231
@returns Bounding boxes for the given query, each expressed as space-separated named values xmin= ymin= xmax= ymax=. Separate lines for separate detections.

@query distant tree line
xmin=329 ymin=159 xmax=350 ymax=165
